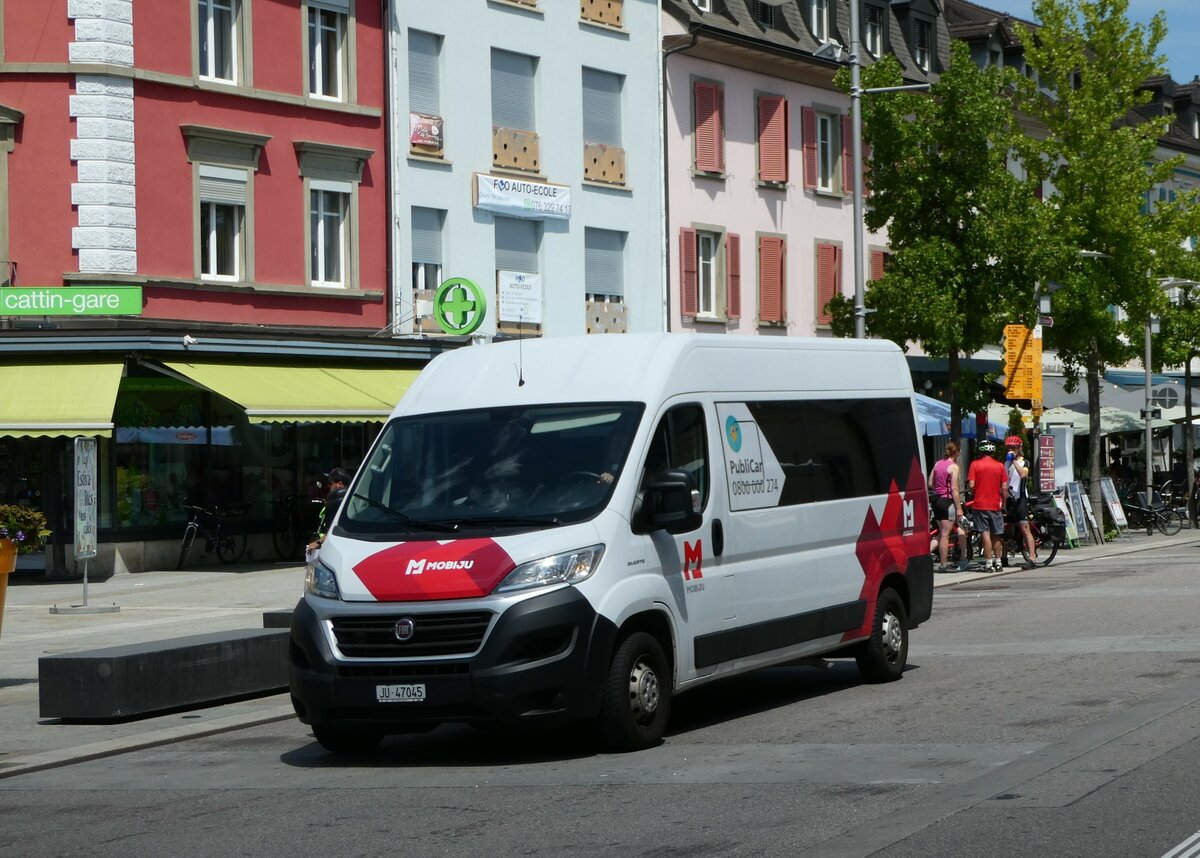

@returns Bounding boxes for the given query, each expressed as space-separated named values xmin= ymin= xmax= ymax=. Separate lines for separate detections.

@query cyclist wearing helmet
xmin=968 ymin=439 xmax=1007 ymax=572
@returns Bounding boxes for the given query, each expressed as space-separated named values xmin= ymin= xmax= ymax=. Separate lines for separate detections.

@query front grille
xmin=330 ymin=611 xmax=493 ymax=658
xmin=336 ymin=662 xmax=469 ymax=679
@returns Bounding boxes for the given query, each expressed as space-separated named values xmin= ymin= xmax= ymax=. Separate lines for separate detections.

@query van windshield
xmin=338 ymin=402 xmax=645 ymax=539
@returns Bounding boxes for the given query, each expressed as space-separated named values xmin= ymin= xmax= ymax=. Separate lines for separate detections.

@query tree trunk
xmin=1087 ymin=337 xmax=1105 ymax=534
xmin=1187 ymin=351 xmax=1196 ymax=525
xmin=948 ymin=349 xmax=961 ymax=444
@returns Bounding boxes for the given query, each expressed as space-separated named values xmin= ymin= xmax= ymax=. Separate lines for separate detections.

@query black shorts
xmin=1006 ymin=497 xmax=1029 ymax=522
xmin=931 ymin=496 xmax=955 ymax=522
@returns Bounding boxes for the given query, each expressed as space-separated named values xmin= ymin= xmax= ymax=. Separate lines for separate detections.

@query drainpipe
xmin=383 ymin=0 xmax=402 ymax=337
xmin=661 ymin=25 xmax=699 ymax=333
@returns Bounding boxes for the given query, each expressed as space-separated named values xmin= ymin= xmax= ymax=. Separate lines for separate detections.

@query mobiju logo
xmin=404 ymin=558 xmax=476 ymax=575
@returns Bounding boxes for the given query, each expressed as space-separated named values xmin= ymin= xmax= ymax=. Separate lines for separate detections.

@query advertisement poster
xmin=475 ymin=173 xmax=571 ymax=220
xmin=74 ymin=438 xmax=98 ymax=561
xmin=1099 ymin=476 xmax=1129 ymax=531
xmin=1066 ymin=481 xmax=1089 ymax=542
xmin=1038 ymin=434 xmax=1056 ymax=491
xmin=409 ymin=112 xmax=443 ymax=149
xmin=497 ymin=271 xmax=542 ymax=324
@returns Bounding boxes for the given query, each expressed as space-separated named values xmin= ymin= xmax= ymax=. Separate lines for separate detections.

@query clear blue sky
xmin=976 ymin=1 xmax=1198 ymax=84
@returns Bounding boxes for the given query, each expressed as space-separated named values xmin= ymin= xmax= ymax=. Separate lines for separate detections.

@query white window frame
xmin=864 ymin=5 xmax=883 ymax=57
xmin=914 ymin=19 xmax=932 ymax=72
xmin=810 ymin=0 xmax=829 ymax=43
xmin=200 ymin=201 xmax=242 ymax=281
xmin=816 ymin=111 xmax=835 ymax=193
xmin=693 ymin=0 xmax=712 ymax=11
xmin=697 ymin=230 xmax=719 ymax=318
xmin=199 ymin=0 xmax=238 ymax=83
xmin=308 ymin=4 xmax=346 ymax=100
xmin=310 ymin=181 xmax=349 ymax=288
xmin=1193 ymin=113 xmax=1199 ymax=140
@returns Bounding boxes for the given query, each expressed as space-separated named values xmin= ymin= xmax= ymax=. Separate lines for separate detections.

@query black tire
xmin=177 ymin=524 xmax=196 ymax=570
xmin=855 ymin=587 xmax=908 ymax=683
xmin=598 ymin=631 xmax=672 ymax=752
xmin=216 ymin=524 xmax=247 ymax=564
xmin=312 ymin=725 xmax=383 ymax=755
xmin=1021 ymin=522 xmax=1060 ymax=566
xmin=1156 ymin=508 xmax=1182 ymax=536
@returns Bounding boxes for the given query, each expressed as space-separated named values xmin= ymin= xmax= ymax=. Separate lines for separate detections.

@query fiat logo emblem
xmin=394 ymin=617 xmax=415 ymax=641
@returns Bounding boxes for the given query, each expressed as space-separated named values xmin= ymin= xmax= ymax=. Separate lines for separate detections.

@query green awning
xmin=161 ymin=360 xmax=419 ymax=424
xmin=0 ymin=360 xmax=124 ymax=438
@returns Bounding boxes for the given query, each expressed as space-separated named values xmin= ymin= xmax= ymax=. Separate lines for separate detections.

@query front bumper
xmin=288 ymin=586 xmax=616 ymax=732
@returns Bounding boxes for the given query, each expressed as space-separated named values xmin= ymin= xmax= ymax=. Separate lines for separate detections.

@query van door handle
xmin=712 ymin=518 xmax=724 ymax=557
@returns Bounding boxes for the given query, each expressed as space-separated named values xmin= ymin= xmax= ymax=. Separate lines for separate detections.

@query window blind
xmin=584 ymin=228 xmax=625 ymax=297
xmin=408 ymin=30 xmax=440 ymax=116
xmin=198 ymin=164 xmax=247 ymax=205
xmin=582 ymin=69 xmax=622 ymax=147
xmin=495 ymin=216 xmax=538 ymax=273
xmin=491 ymin=49 xmax=536 ymax=131
xmin=411 ymin=207 xmax=444 ymax=265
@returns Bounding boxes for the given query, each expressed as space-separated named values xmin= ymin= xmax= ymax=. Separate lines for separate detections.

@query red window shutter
xmin=759 ymin=236 xmax=786 ymax=323
xmin=817 ymin=242 xmax=841 ymax=324
xmin=841 ymin=115 xmax=853 ymax=197
xmin=726 ymin=232 xmax=741 ymax=319
xmin=694 ymin=82 xmax=724 ymax=173
xmin=801 ymin=106 xmax=817 ymax=190
xmin=680 ymin=227 xmax=698 ymax=317
xmin=757 ymin=96 xmax=788 ymax=183
xmin=870 ymin=249 xmax=886 ymax=281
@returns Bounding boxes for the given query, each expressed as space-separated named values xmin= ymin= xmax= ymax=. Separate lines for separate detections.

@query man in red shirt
xmin=968 ymin=439 xmax=1008 ymax=572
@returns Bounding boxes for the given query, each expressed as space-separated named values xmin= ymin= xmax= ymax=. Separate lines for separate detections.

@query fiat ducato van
xmin=289 ymin=334 xmax=933 ymax=753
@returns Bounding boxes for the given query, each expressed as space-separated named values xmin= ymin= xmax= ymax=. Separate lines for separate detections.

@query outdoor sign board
xmin=1055 ymin=496 xmax=1079 ymax=543
xmin=474 ymin=173 xmax=571 ymax=220
xmin=1099 ymin=476 xmax=1130 ymax=533
xmin=1081 ymin=490 xmax=1103 ymax=542
xmin=1003 ymin=324 xmax=1043 ymax=401
xmin=432 ymin=278 xmax=486 ymax=335
xmin=1038 ymin=434 xmax=1055 ymax=491
xmin=0 ymin=286 xmax=143 ymax=316
xmin=409 ymin=112 xmax=444 ymax=149
xmin=1065 ymin=481 xmax=1089 ymax=543
xmin=497 ymin=271 xmax=542 ymax=324
xmin=74 ymin=438 xmax=97 ymax=561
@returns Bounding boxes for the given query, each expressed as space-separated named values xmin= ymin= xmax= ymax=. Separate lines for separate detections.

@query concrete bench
xmin=38 ymin=628 xmax=288 ymax=721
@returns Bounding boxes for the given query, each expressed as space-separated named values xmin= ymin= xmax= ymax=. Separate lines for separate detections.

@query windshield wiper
xmin=351 ymin=492 xmax=460 ymax=533
xmin=428 ymin=514 xmax=560 ymax=528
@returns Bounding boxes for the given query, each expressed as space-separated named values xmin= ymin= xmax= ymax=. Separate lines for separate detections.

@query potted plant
xmin=0 ymin=504 xmax=48 ymax=638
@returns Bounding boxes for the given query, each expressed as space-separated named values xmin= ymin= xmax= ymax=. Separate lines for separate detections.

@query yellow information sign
xmin=1003 ymin=324 xmax=1043 ymax=401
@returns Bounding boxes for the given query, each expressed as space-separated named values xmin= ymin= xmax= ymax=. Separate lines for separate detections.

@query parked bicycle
xmin=177 ymin=501 xmax=250 ymax=569
xmin=999 ymin=494 xmax=1066 ymax=567
xmin=271 ymin=493 xmax=324 ymax=562
xmin=1121 ymin=491 xmax=1182 ymax=536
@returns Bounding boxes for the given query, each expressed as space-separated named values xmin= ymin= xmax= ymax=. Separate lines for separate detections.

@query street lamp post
xmin=1144 ymin=312 xmax=1159 ymax=498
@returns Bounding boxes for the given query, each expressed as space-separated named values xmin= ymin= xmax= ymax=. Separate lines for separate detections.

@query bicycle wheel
xmin=272 ymin=513 xmax=297 ymax=561
xmin=177 ymin=523 xmax=197 ymax=570
xmin=1021 ymin=522 xmax=1060 ymax=566
xmin=216 ymin=523 xmax=247 ymax=564
xmin=1156 ymin=508 xmax=1182 ymax=536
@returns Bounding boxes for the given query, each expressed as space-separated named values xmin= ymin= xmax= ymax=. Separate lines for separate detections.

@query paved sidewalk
xmin=1 ymin=527 xmax=1197 ymax=779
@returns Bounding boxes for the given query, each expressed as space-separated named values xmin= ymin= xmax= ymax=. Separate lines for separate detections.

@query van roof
xmin=394 ymin=333 xmax=912 ymax=417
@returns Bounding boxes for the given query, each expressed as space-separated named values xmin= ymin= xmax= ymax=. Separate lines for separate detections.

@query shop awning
xmin=161 ymin=360 xmax=420 ymax=424
xmin=0 ymin=360 xmax=124 ymax=438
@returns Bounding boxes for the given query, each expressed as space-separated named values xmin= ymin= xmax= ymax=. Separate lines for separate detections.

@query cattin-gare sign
xmin=0 ymin=286 xmax=144 ymax=316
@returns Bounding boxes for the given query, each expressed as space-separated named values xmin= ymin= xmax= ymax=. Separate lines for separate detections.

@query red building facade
xmin=0 ymin=1 xmax=435 ymax=574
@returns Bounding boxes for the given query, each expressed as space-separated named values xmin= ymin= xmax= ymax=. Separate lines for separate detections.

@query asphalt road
xmin=3 ymin=544 xmax=1200 ymax=857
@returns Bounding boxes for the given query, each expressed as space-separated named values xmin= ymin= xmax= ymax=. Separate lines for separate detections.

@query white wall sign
xmin=498 ymin=271 xmax=543 ymax=324
xmin=475 ymin=174 xmax=571 ymax=220
xmin=74 ymin=437 xmax=98 ymax=561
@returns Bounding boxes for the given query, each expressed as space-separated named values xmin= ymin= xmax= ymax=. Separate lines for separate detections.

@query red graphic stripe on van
xmin=352 ymin=539 xmax=517 ymax=602
xmin=845 ymin=457 xmax=930 ymax=642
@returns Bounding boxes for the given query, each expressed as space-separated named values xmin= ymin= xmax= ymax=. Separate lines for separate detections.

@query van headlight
xmin=494 ymin=545 xmax=605 ymax=594
xmin=305 ymin=560 xmax=341 ymax=600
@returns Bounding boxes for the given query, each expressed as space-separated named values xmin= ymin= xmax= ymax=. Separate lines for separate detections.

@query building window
xmin=310 ymin=185 xmax=348 ymax=287
xmin=680 ymin=227 xmax=738 ymax=320
xmin=693 ymin=0 xmax=712 ymax=10
xmin=989 ymin=49 xmax=1002 ymax=67
xmin=409 ymin=31 xmax=441 ymax=117
xmin=802 ymin=107 xmax=841 ymax=194
xmin=810 ymin=0 xmax=829 ymax=42
xmin=582 ymin=68 xmax=625 ymax=185
xmin=864 ymin=5 xmax=883 ymax=56
xmin=696 ymin=230 xmax=719 ymax=317
xmin=492 ymin=49 xmax=536 ymax=133
xmin=817 ymin=111 xmax=835 ymax=192
xmin=584 ymin=228 xmax=625 ymax=303
xmin=198 ymin=165 xmax=247 ymax=281
xmin=198 ymin=0 xmax=238 ymax=82
xmin=495 ymin=216 xmax=539 ymax=275
xmin=308 ymin=2 xmax=346 ymax=99
xmin=913 ymin=19 xmax=932 ymax=72
xmin=752 ymin=1 xmax=775 ymax=28
xmin=411 ymin=206 xmax=444 ymax=294
xmin=816 ymin=241 xmax=842 ymax=325
xmin=757 ymin=95 xmax=788 ymax=184
xmin=758 ymin=235 xmax=785 ymax=323
xmin=1193 ymin=112 xmax=1200 ymax=139
xmin=693 ymin=81 xmax=724 ymax=174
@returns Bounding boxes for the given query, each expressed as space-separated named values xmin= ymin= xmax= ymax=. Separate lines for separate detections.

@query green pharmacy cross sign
xmin=0 ymin=286 xmax=143 ymax=316
xmin=433 ymin=277 xmax=486 ymax=335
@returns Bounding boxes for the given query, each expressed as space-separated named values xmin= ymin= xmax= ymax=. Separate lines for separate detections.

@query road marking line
xmin=1162 ymin=830 xmax=1200 ymax=858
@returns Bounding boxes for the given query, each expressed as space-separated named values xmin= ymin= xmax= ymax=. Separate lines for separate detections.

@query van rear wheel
xmin=312 ymin=724 xmax=382 ymax=755
xmin=598 ymin=632 xmax=671 ymax=752
xmin=855 ymin=588 xmax=908 ymax=683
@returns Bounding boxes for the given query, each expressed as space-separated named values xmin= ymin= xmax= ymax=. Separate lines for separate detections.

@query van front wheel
xmin=855 ymin=588 xmax=908 ymax=683
xmin=599 ymin=632 xmax=671 ymax=752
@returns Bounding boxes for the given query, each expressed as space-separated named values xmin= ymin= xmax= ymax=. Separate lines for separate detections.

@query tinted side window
xmin=746 ymin=397 xmax=916 ymax=505
xmin=641 ymin=404 xmax=709 ymax=507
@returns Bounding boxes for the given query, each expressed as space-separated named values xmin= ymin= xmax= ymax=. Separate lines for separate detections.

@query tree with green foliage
xmin=1011 ymin=0 xmax=1195 ymax=525
xmin=828 ymin=43 xmax=1050 ymax=442
xmin=1154 ymin=245 xmax=1200 ymax=522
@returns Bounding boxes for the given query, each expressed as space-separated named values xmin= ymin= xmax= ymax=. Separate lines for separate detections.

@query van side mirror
xmin=643 ymin=468 xmax=702 ymax=534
